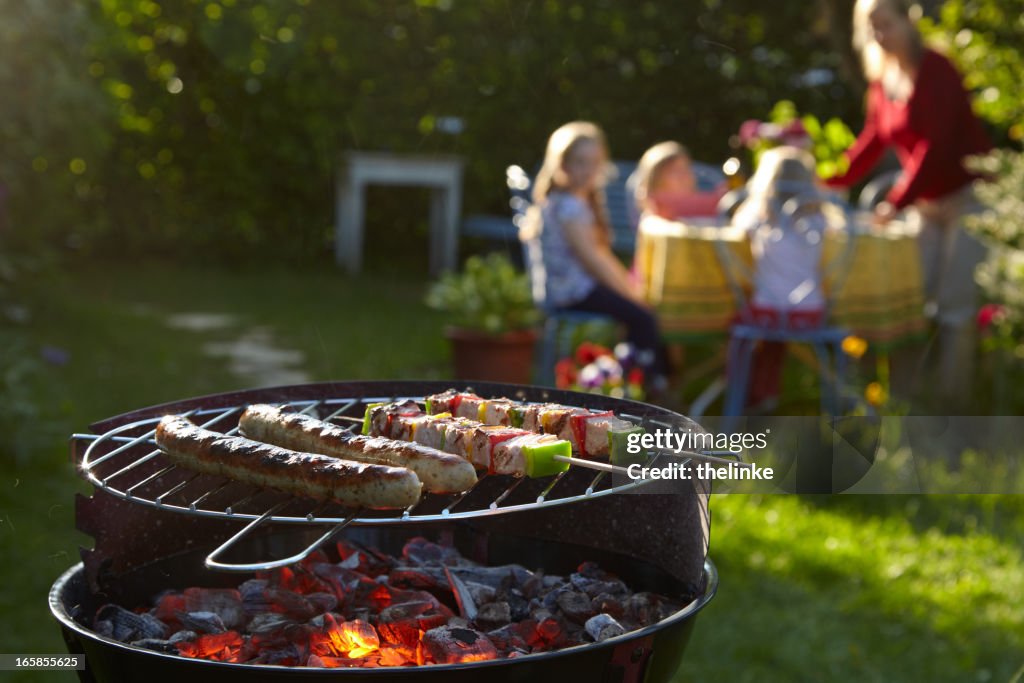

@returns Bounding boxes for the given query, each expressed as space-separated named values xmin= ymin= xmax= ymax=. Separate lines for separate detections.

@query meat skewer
xmin=154 ymin=415 xmax=422 ymax=509
xmin=424 ymin=390 xmax=644 ymax=462
xmin=238 ymin=404 xmax=477 ymax=494
xmin=363 ymin=402 xmax=572 ymax=477
xmin=425 ymin=391 xmax=755 ymax=471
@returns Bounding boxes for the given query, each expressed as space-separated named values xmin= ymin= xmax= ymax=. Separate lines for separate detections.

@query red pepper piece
xmin=570 ymin=411 xmax=613 ymax=458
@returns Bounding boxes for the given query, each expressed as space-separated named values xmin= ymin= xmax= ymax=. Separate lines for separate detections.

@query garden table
xmin=335 ymin=152 xmax=464 ymax=275
xmin=635 ymin=215 xmax=928 ymax=349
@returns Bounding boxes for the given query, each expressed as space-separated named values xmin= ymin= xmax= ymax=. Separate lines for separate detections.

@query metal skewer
xmin=554 ymin=455 xmax=632 ymax=476
xmin=556 ymin=448 xmax=754 ymax=477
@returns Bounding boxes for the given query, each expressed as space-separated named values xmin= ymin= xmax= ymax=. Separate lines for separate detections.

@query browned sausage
xmin=238 ymin=404 xmax=477 ymax=494
xmin=154 ymin=415 xmax=422 ymax=509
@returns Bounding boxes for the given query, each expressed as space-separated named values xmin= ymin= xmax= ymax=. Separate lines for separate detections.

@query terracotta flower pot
xmin=443 ymin=327 xmax=538 ymax=384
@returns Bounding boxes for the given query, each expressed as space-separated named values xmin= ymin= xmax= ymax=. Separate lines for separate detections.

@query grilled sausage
xmin=154 ymin=415 xmax=422 ymax=509
xmin=238 ymin=404 xmax=478 ymax=494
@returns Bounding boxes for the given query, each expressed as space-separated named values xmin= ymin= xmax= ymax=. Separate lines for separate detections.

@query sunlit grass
xmin=1 ymin=257 xmax=1021 ymax=682
xmin=682 ymin=494 xmax=1023 ymax=682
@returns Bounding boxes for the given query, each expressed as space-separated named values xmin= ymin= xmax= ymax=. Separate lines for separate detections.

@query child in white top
xmin=730 ymin=146 xmax=835 ymax=408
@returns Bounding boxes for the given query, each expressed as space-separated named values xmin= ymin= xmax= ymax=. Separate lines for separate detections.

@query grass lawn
xmin=1 ymin=257 xmax=1021 ymax=681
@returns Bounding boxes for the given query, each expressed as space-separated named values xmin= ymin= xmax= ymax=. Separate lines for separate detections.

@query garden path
xmin=166 ymin=312 xmax=311 ymax=387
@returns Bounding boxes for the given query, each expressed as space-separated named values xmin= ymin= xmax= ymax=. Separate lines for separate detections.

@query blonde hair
xmin=853 ymin=0 xmax=923 ymax=81
xmin=632 ymin=141 xmax=691 ymax=213
xmin=519 ymin=121 xmax=613 ymax=243
xmin=734 ymin=146 xmax=820 ymax=226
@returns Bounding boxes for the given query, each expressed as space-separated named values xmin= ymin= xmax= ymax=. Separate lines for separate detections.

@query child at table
xmin=731 ymin=146 xmax=833 ymax=411
xmin=519 ymin=121 xmax=669 ymax=389
xmin=630 ymin=142 xmax=730 ymax=377
xmin=632 ymin=141 xmax=729 ymax=229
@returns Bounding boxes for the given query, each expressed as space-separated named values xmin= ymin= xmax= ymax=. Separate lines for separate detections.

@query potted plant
xmin=425 ymin=253 xmax=541 ymax=383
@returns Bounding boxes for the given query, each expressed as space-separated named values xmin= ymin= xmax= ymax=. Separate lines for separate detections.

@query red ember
xmin=105 ymin=537 xmax=682 ymax=668
xmin=310 ymin=614 xmax=379 ymax=659
xmin=176 ymin=630 xmax=245 ymax=662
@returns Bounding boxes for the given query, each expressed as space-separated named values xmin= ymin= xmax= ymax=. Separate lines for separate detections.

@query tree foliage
xmin=2 ymin=0 xmax=870 ymax=260
xmin=917 ymin=1 xmax=1024 ymax=370
xmin=921 ymin=0 xmax=1024 ymax=142
xmin=0 ymin=0 xmax=113 ymax=252
xmin=0 ymin=0 xmax=868 ymax=260
xmin=4 ymin=1 xmax=1022 ymax=263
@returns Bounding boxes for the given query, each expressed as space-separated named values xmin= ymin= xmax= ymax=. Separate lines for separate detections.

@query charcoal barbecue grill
xmin=51 ymin=380 xmax=716 ymax=682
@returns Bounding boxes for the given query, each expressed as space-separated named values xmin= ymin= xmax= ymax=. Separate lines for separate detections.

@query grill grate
xmin=73 ymin=393 xmax=716 ymax=571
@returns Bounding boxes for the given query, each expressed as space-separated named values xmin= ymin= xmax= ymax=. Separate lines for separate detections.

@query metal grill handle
xmin=204 ymin=503 xmax=358 ymax=572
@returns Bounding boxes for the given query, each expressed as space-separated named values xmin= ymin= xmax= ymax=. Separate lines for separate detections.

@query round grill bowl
xmin=57 ymin=381 xmax=716 ymax=682
xmin=50 ymin=526 xmax=717 ymax=683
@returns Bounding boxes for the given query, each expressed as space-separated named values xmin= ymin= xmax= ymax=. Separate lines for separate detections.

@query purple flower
xmin=613 ymin=342 xmax=634 ymax=365
xmin=578 ymin=364 xmax=604 ymax=389
xmin=41 ymin=345 xmax=71 ymax=366
xmin=595 ymin=355 xmax=622 ymax=380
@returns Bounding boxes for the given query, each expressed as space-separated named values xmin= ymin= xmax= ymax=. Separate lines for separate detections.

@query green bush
xmin=425 ymin=253 xmax=539 ymax=334
xmin=922 ymin=0 xmax=1024 ymax=142
xmin=966 ymin=148 xmax=1024 ymax=357
xmin=3 ymin=0 xmax=867 ymax=262
xmin=741 ymin=99 xmax=857 ymax=179
xmin=0 ymin=0 xmax=113 ymax=254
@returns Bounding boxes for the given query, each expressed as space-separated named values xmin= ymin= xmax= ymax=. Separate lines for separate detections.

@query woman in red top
xmin=828 ymin=0 xmax=991 ymax=405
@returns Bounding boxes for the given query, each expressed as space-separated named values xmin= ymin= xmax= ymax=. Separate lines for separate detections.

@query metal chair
xmin=716 ymin=187 xmax=748 ymax=220
xmin=506 ymin=166 xmax=618 ymax=386
xmin=714 ymin=189 xmax=859 ymax=422
xmin=857 ymin=169 xmax=901 ymax=211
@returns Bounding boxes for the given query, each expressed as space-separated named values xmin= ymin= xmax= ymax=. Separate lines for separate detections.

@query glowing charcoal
xmin=309 ymin=614 xmax=379 ymax=659
xmin=422 ymin=626 xmax=498 ymax=664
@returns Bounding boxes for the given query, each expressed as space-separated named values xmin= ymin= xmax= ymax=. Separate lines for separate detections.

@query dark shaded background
xmin=4 ymin=0 xmax=869 ymax=263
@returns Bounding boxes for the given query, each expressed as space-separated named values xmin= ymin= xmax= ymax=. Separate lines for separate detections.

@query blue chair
xmin=714 ymin=189 xmax=858 ymax=422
